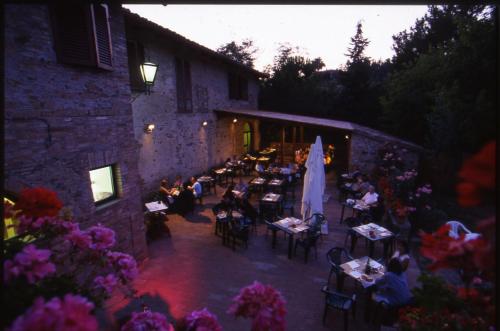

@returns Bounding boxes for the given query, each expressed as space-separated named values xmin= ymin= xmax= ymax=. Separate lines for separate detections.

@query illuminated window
xmin=89 ymin=165 xmax=117 ymax=204
xmin=4 ymin=197 xmax=17 ymax=240
xmin=243 ymin=122 xmax=252 ymax=153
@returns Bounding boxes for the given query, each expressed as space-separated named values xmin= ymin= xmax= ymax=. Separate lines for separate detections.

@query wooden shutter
xmin=175 ymin=57 xmax=186 ymax=112
xmin=51 ymin=4 xmax=95 ymax=66
xmin=183 ymin=60 xmax=192 ymax=112
xmin=126 ymin=40 xmax=145 ymax=91
xmin=91 ymin=4 xmax=113 ymax=70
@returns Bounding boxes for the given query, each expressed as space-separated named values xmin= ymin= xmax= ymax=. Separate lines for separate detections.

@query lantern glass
xmin=140 ymin=62 xmax=158 ymax=85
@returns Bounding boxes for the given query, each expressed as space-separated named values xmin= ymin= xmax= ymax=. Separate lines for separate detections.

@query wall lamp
xmin=202 ymin=121 xmax=208 ymax=127
xmin=140 ymin=62 xmax=159 ymax=95
xmin=233 ymin=118 xmax=238 ymax=123
xmin=345 ymin=134 xmax=350 ymax=140
xmin=144 ymin=124 xmax=155 ymax=133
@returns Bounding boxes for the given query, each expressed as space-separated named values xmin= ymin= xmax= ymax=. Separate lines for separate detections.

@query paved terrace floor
xmin=100 ymin=171 xmax=421 ymax=330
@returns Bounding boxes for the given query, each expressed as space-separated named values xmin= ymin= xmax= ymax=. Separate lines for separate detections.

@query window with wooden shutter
xmin=126 ymin=40 xmax=145 ymax=91
xmin=50 ymin=3 xmax=113 ymax=70
xmin=175 ymin=57 xmax=192 ymax=113
xmin=91 ymin=4 xmax=113 ymax=70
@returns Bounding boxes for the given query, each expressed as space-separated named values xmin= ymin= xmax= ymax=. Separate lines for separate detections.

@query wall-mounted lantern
xmin=233 ymin=118 xmax=238 ymax=123
xmin=144 ymin=123 xmax=155 ymax=133
xmin=344 ymin=134 xmax=350 ymax=140
xmin=140 ymin=62 xmax=159 ymax=95
xmin=202 ymin=121 xmax=208 ymax=127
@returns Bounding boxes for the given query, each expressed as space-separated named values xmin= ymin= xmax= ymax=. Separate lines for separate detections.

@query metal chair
xmin=321 ymin=285 xmax=356 ymax=331
xmin=294 ymin=231 xmax=321 ymax=263
xmin=446 ymin=220 xmax=481 ymax=241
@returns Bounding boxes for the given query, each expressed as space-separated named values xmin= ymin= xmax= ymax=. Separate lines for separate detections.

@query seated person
xmin=187 ymin=176 xmax=202 ymax=198
xmin=371 ymin=258 xmax=413 ymax=308
xmin=255 ymin=161 xmax=265 ymax=173
xmin=361 ymin=185 xmax=379 ymax=207
xmin=234 ymin=177 xmax=248 ymax=194
xmin=159 ymin=179 xmax=174 ymax=205
xmin=391 ymin=240 xmax=410 ymax=272
xmin=222 ymin=184 xmax=237 ymax=209
xmin=238 ymin=198 xmax=257 ymax=226
xmin=173 ymin=175 xmax=183 ymax=189
xmin=174 ymin=182 xmax=195 ymax=215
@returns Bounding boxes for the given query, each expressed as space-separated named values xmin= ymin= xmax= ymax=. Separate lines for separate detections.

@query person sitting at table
xmin=173 ymin=175 xmax=183 ymax=189
xmin=238 ymin=198 xmax=258 ymax=227
xmin=187 ymin=176 xmax=202 ymax=198
xmin=255 ymin=161 xmax=265 ymax=174
xmin=159 ymin=179 xmax=174 ymax=205
xmin=222 ymin=184 xmax=237 ymax=208
xmin=391 ymin=240 xmax=410 ymax=272
xmin=234 ymin=177 xmax=248 ymax=194
xmin=361 ymin=185 xmax=379 ymax=207
xmin=371 ymin=258 xmax=413 ymax=308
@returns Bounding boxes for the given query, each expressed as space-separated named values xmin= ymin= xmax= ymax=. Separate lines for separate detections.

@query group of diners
xmin=157 ymin=175 xmax=203 ymax=216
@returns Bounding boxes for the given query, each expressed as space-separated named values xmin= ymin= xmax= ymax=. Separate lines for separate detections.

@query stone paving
xmin=100 ymin=172 xmax=421 ymax=330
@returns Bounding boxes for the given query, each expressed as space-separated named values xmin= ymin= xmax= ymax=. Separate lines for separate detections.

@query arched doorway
xmin=243 ymin=122 xmax=252 ymax=153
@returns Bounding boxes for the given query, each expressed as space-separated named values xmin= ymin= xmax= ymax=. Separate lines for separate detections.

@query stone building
xmin=4 ymin=4 xmax=147 ymax=259
xmin=123 ymin=9 xmax=265 ymax=195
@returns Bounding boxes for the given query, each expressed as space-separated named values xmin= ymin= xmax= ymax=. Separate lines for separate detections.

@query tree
xmin=345 ymin=21 xmax=370 ymax=66
xmin=259 ymin=44 xmax=326 ymax=116
xmin=216 ymin=39 xmax=258 ymax=68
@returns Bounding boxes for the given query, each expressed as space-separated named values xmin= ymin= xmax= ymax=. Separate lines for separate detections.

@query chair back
xmin=344 ymin=216 xmax=362 ymax=228
xmin=446 ymin=220 xmax=472 ymax=239
xmin=326 ymin=247 xmax=352 ymax=273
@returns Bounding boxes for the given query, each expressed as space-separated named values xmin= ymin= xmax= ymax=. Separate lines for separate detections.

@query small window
xmin=228 ymin=73 xmax=248 ymax=101
xmin=175 ymin=57 xmax=192 ymax=112
xmin=89 ymin=165 xmax=117 ymax=204
xmin=50 ymin=3 xmax=113 ymax=70
xmin=4 ymin=197 xmax=17 ymax=240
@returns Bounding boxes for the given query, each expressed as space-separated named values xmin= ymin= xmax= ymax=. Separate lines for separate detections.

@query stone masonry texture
xmin=4 ymin=4 xmax=148 ymax=259
xmin=125 ymin=20 xmax=261 ymax=196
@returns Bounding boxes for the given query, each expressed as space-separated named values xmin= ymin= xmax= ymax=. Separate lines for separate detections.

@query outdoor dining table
xmin=267 ymin=178 xmax=286 ymax=194
xmin=232 ymin=189 xmax=246 ymax=199
xmin=352 ymin=223 xmax=394 ymax=258
xmin=249 ymin=177 xmax=267 ymax=195
xmin=145 ymin=201 xmax=169 ymax=213
xmin=271 ymin=217 xmax=309 ymax=259
xmin=259 ymin=192 xmax=283 ymax=221
xmin=197 ymin=175 xmax=216 ymax=195
xmin=340 ymin=256 xmax=386 ymax=322
xmin=339 ymin=199 xmax=371 ymax=223
xmin=216 ymin=210 xmax=244 ymax=246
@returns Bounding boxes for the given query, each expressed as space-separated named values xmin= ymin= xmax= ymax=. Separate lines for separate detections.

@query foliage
xmin=216 ymin=39 xmax=258 ymax=68
xmin=3 ymin=188 xmax=138 ymax=330
xmin=399 ymin=140 xmax=496 ymax=330
xmin=345 ymin=21 xmax=370 ymax=65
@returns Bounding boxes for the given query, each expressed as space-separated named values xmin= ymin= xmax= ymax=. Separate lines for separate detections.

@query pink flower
xmin=66 ymin=227 xmax=92 ymax=249
xmin=4 ymin=244 xmax=56 ymax=284
xmin=228 ymin=281 xmax=286 ymax=331
xmin=8 ymin=294 xmax=98 ymax=331
xmin=87 ymin=224 xmax=116 ymax=251
xmin=121 ymin=311 xmax=173 ymax=331
xmin=107 ymin=251 xmax=138 ymax=282
xmin=93 ymin=273 xmax=118 ymax=295
xmin=185 ymin=308 xmax=222 ymax=331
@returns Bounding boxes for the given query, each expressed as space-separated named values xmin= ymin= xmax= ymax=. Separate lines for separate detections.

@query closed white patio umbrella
xmin=301 ymin=136 xmax=326 ymax=233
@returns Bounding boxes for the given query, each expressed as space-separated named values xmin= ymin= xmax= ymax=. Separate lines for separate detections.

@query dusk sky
xmin=123 ymin=5 xmax=429 ymax=71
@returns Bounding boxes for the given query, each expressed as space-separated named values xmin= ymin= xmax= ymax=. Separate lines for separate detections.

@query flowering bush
xmin=183 ymin=308 xmax=223 ymax=331
xmin=399 ymin=141 xmax=496 ymax=330
xmin=3 ymin=187 xmax=138 ymax=330
xmin=121 ymin=311 xmax=174 ymax=331
xmin=228 ymin=281 xmax=286 ymax=331
xmin=8 ymin=294 xmax=98 ymax=331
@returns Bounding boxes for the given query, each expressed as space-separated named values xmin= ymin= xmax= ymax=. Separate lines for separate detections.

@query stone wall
xmin=349 ymin=130 xmax=421 ymax=176
xmin=126 ymin=24 xmax=260 ymax=195
xmin=4 ymin=4 xmax=147 ymax=259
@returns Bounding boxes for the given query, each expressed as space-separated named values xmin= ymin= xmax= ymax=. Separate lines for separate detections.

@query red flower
xmin=456 ymin=141 xmax=496 ymax=207
xmin=14 ymin=188 xmax=63 ymax=218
